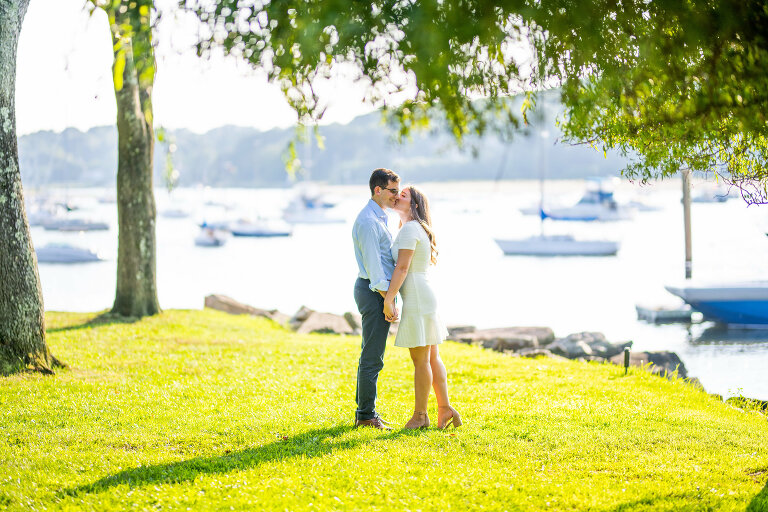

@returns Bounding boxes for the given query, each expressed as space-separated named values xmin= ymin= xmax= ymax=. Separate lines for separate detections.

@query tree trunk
xmin=110 ymin=14 xmax=160 ymax=317
xmin=0 ymin=0 xmax=54 ymax=374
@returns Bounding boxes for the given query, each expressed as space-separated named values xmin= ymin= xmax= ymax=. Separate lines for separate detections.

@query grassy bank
xmin=1 ymin=309 xmax=766 ymax=511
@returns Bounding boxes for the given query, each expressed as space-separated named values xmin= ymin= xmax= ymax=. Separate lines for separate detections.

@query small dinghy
xmin=194 ymin=228 xmax=228 ymax=247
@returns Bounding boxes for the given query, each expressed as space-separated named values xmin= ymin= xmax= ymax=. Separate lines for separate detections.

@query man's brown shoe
xmin=354 ymin=416 xmax=392 ymax=430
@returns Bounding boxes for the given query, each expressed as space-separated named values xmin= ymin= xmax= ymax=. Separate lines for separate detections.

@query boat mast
xmin=539 ymin=129 xmax=550 ymax=237
xmin=682 ymin=169 xmax=693 ymax=279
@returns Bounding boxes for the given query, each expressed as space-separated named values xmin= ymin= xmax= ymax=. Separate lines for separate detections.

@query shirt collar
xmin=367 ymin=199 xmax=388 ymax=221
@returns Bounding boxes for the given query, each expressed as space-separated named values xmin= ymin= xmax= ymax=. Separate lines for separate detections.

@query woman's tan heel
xmin=437 ymin=405 xmax=462 ymax=429
xmin=404 ymin=411 xmax=430 ymax=429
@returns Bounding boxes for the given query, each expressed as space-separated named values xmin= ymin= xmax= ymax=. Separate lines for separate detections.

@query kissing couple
xmin=352 ymin=168 xmax=462 ymax=430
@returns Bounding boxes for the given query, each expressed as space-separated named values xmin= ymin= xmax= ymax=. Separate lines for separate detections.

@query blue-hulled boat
xmin=665 ymin=282 xmax=768 ymax=327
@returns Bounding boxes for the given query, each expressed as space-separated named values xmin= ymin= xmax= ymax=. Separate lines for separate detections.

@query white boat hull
xmin=544 ymin=204 xmax=634 ymax=222
xmin=42 ymin=219 xmax=109 ymax=231
xmin=282 ymin=210 xmax=345 ymax=224
xmin=194 ymin=231 xmax=228 ymax=247
xmin=161 ymin=209 xmax=190 ymax=218
xmin=495 ymin=236 xmax=619 ymax=256
xmin=229 ymin=221 xmax=292 ymax=237
xmin=36 ymin=244 xmax=102 ymax=263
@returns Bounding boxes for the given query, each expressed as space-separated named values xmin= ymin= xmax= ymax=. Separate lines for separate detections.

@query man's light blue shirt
xmin=353 ymin=199 xmax=395 ymax=293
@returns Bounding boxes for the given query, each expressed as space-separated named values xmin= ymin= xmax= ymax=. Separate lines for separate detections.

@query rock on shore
xmin=204 ymin=294 xmax=290 ymax=324
xmin=448 ymin=326 xmax=554 ymax=351
xmin=205 ymin=295 xmax=377 ymax=336
xmin=609 ymin=350 xmax=688 ymax=378
xmin=546 ymin=332 xmax=633 ymax=360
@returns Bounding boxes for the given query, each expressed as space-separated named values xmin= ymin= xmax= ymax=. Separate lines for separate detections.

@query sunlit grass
xmin=1 ymin=309 xmax=766 ymax=511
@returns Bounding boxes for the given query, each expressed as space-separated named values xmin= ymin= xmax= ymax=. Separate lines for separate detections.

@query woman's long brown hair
xmin=407 ymin=186 xmax=438 ymax=265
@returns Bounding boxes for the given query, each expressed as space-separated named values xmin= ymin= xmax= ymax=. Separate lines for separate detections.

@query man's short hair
xmin=369 ymin=168 xmax=400 ymax=195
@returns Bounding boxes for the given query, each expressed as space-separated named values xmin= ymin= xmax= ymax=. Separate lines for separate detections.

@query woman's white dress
xmin=391 ymin=221 xmax=448 ymax=348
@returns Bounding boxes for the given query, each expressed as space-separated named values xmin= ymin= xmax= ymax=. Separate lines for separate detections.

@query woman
xmin=383 ymin=186 xmax=462 ymax=430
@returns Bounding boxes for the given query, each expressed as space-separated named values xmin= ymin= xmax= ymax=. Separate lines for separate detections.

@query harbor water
xmin=30 ymin=180 xmax=768 ymax=400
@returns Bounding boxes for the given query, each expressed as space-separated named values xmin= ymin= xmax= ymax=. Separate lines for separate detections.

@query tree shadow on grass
xmin=747 ymin=478 xmax=768 ymax=512
xmin=62 ymin=425 xmax=423 ymax=497
xmin=46 ymin=311 xmax=143 ymax=333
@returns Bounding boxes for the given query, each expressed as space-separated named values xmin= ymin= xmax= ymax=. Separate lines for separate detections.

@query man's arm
xmin=355 ymin=221 xmax=390 ymax=293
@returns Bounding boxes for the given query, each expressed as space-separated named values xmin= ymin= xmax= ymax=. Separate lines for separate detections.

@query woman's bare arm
xmin=384 ymin=248 xmax=414 ymax=321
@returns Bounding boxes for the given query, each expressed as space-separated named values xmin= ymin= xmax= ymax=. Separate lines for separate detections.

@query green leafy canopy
xmin=183 ymin=0 xmax=768 ymax=202
xmin=183 ymin=0 xmax=540 ymax=142
xmin=534 ymin=0 xmax=768 ymax=204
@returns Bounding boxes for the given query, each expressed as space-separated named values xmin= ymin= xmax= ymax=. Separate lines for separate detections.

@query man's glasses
xmin=383 ymin=187 xmax=399 ymax=194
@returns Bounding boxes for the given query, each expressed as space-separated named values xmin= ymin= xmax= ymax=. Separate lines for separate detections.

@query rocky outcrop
xmin=289 ymin=306 xmax=399 ymax=336
xmin=448 ymin=327 xmax=554 ymax=353
xmin=206 ymin=297 xmax=697 ymax=385
xmin=289 ymin=306 xmax=315 ymax=330
xmin=204 ymin=294 xmax=289 ymax=324
xmin=546 ymin=332 xmax=632 ymax=360
xmin=608 ymin=350 xmax=688 ymax=378
xmin=515 ymin=348 xmax=568 ymax=360
xmin=725 ymin=396 xmax=768 ymax=413
xmin=344 ymin=312 xmax=362 ymax=333
xmin=447 ymin=325 xmax=477 ymax=336
xmin=446 ymin=325 xmax=692 ymax=384
xmin=289 ymin=306 xmax=357 ymax=335
xmin=205 ymin=296 xmax=363 ymax=335
xmin=294 ymin=311 xmax=358 ymax=335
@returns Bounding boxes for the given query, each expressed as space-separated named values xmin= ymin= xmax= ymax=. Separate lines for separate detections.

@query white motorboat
xmin=199 ymin=220 xmax=232 ymax=231
xmin=522 ymin=178 xmax=635 ymax=221
xmin=282 ymin=183 xmax=345 ymax=224
xmin=543 ymin=187 xmax=634 ymax=221
xmin=282 ymin=207 xmax=346 ymax=224
xmin=626 ymin=199 xmax=662 ymax=212
xmin=27 ymin=207 xmax=59 ymax=227
xmin=495 ymin=235 xmax=619 ymax=256
xmin=161 ymin=208 xmax=191 ymax=218
xmin=42 ymin=217 xmax=109 ymax=231
xmin=691 ymin=185 xmax=731 ymax=203
xmin=296 ymin=191 xmax=337 ymax=209
xmin=194 ymin=228 xmax=228 ymax=247
xmin=35 ymin=243 xmax=102 ymax=263
xmin=664 ymin=281 xmax=768 ymax=327
xmin=25 ymin=198 xmax=68 ymax=226
xmin=282 ymin=196 xmax=345 ymax=224
xmin=229 ymin=220 xmax=292 ymax=237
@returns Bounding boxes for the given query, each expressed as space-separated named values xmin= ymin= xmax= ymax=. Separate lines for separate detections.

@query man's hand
xmin=383 ymin=300 xmax=399 ymax=323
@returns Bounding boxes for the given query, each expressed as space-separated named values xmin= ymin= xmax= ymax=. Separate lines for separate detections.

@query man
xmin=352 ymin=168 xmax=400 ymax=430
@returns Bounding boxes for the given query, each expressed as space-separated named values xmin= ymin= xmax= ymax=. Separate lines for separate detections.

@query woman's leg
xmin=409 ymin=346 xmax=432 ymax=412
xmin=429 ymin=344 xmax=450 ymax=407
xmin=406 ymin=346 xmax=432 ymax=427
xmin=431 ymin=345 xmax=462 ymax=428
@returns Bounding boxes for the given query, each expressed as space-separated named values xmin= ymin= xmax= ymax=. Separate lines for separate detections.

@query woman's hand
xmin=383 ymin=300 xmax=399 ymax=323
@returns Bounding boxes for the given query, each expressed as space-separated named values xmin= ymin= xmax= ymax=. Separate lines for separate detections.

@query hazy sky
xmin=15 ymin=0 xmax=375 ymax=136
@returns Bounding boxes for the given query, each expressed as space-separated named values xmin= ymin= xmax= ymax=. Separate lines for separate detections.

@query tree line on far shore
xmin=18 ymin=91 xmax=629 ymax=189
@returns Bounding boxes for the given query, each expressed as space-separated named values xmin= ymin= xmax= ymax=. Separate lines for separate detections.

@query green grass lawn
xmin=1 ymin=309 xmax=766 ymax=511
